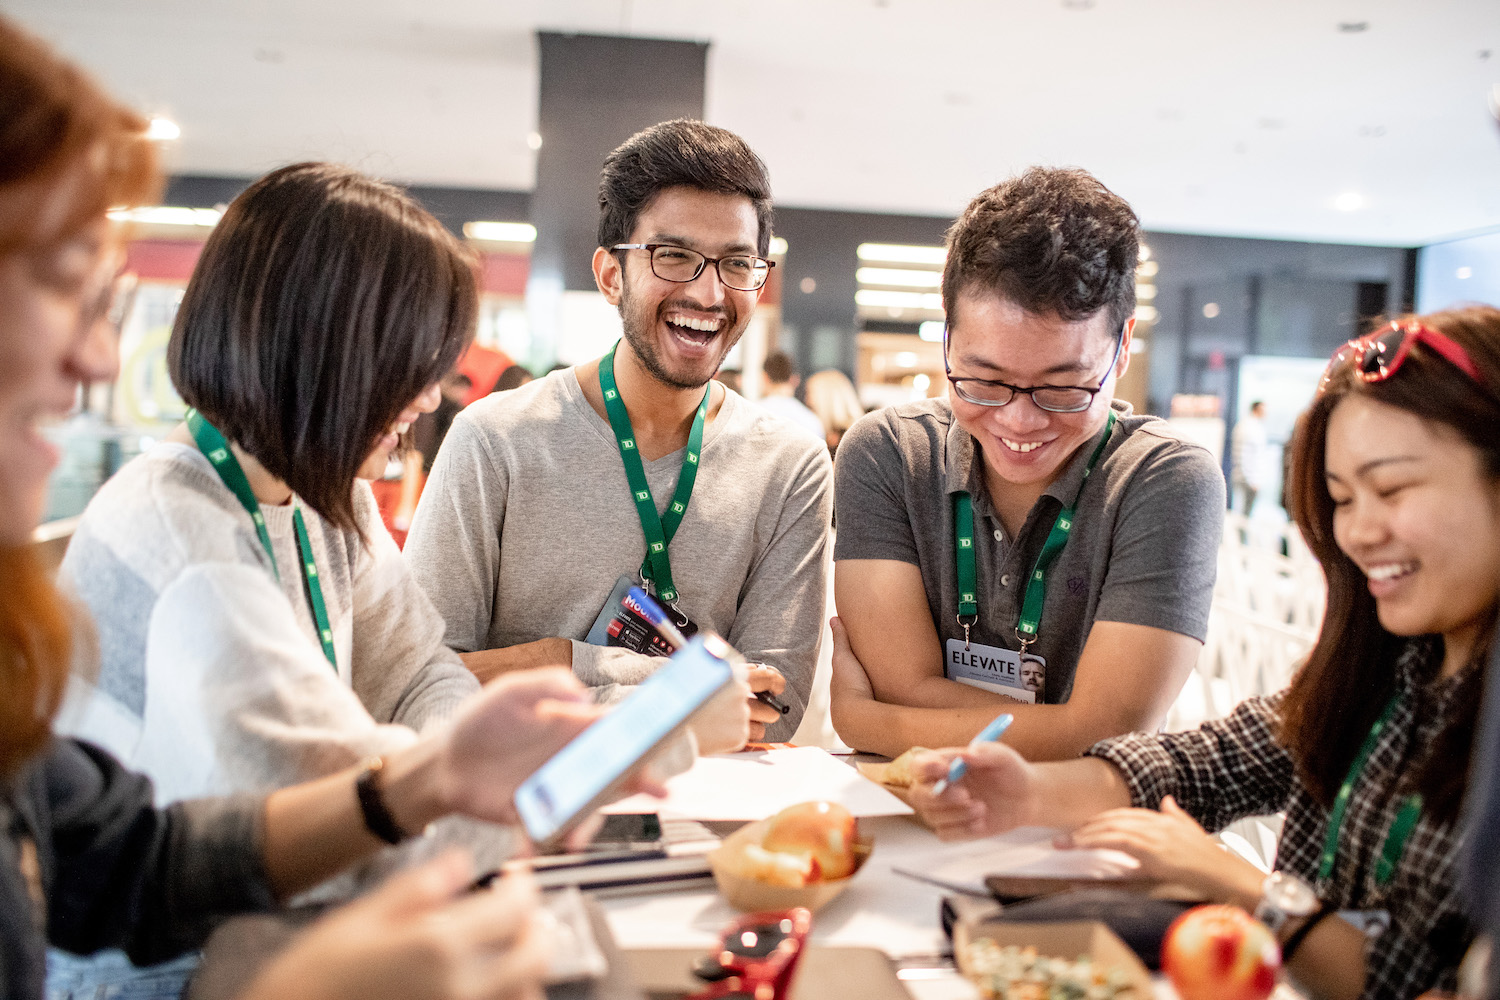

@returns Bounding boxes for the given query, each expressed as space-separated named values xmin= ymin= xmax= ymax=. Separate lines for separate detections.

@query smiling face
xmin=946 ymin=292 xmax=1129 ymax=500
xmin=355 ymin=380 xmax=443 ymax=480
xmin=1325 ymin=394 xmax=1500 ymax=652
xmin=0 ymin=216 xmax=120 ymax=546
xmin=594 ymin=186 xmax=763 ymax=390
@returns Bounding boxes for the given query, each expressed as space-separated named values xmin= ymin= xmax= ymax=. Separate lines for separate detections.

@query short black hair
xmin=942 ymin=167 xmax=1140 ymax=333
xmin=763 ymin=351 xmax=796 ymax=385
xmin=597 ymin=119 xmax=773 ymax=256
xmin=168 ymin=162 xmax=476 ymax=533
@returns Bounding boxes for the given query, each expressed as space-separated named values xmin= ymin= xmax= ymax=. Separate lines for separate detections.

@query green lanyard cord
xmin=1317 ymin=691 xmax=1423 ymax=889
xmin=953 ymin=410 xmax=1116 ymax=652
xmin=186 ymin=410 xmax=338 ymax=671
xmin=598 ymin=341 xmax=710 ymax=606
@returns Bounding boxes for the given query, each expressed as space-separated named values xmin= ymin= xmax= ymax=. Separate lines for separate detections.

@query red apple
xmin=1162 ymin=905 xmax=1281 ymax=1000
xmin=760 ymin=801 xmax=859 ymax=881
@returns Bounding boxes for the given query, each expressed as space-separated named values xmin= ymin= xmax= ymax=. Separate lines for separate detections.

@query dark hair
xmin=597 ymin=119 xmax=773 ymax=256
xmin=0 ymin=16 xmax=158 ymax=253
xmin=168 ymin=162 xmax=477 ymax=534
xmin=1282 ymin=306 xmax=1500 ymax=823
xmin=0 ymin=16 xmax=157 ymax=773
xmin=494 ymin=364 xmax=533 ymax=392
xmin=942 ymin=167 xmax=1139 ymax=333
xmin=763 ymin=351 xmax=796 ymax=385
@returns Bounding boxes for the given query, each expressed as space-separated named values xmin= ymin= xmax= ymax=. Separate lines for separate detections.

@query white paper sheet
xmin=603 ymin=745 xmax=914 ymax=820
xmin=888 ymin=826 xmax=1140 ymax=894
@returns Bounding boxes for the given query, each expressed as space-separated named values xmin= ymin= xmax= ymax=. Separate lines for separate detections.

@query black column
xmin=530 ymin=32 xmax=707 ymax=295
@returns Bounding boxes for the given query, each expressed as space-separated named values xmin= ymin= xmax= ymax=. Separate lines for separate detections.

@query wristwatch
xmin=1253 ymin=871 xmax=1320 ymax=936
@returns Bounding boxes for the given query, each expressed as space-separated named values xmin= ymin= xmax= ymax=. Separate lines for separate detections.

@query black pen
xmin=628 ymin=585 xmax=789 ymax=715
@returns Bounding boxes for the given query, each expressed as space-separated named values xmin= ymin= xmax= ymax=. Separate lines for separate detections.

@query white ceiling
xmin=9 ymin=0 xmax=1500 ymax=246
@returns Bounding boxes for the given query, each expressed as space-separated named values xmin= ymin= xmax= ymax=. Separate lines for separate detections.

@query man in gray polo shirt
xmin=830 ymin=167 xmax=1223 ymax=760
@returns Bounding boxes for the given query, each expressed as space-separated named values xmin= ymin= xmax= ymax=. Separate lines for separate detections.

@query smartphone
xmin=514 ymin=633 xmax=738 ymax=851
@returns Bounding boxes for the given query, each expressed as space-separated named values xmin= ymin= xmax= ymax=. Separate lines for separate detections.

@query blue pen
xmin=627 ymin=586 xmax=789 ymax=716
xmin=931 ymin=712 xmax=1014 ymax=796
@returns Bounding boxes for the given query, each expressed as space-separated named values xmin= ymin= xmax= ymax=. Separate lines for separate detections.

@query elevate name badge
xmin=944 ymin=638 xmax=1045 ymax=704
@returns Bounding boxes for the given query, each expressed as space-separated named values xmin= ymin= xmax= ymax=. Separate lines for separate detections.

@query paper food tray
xmin=952 ymin=919 xmax=1153 ymax=997
xmin=707 ymin=817 xmax=874 ymax=913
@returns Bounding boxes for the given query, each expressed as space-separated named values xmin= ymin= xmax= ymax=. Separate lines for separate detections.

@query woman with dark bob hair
xmin=0 ymin=13 xmax=625 ymax=1000
xmin=909 ymin=306 xmax=1500 ymax=1000
xmin=50 ymin=159 xmax=555 ymax=994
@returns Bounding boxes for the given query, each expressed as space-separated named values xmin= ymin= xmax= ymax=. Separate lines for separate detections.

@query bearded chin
xmin=618 ymin=295 xmax=734 ymax=391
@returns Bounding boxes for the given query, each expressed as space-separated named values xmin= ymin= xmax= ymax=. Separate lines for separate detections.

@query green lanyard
xmin=598 ymin=341 xmax=710 ymax=606
xmin=954 ymin=410 xmax=1116 ymax=651
xmin=1317 ymin=692 xmax=1423 ymax=888
xmin=186 ymin=410 xmax=338 ymax=671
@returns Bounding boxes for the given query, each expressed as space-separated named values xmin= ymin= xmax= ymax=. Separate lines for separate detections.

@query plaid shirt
xmin=1088 ymin=639 xmax=1473 ymax=1000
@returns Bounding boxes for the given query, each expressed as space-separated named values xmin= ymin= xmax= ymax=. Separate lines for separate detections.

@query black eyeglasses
xmin=612 ymin=243 xmax=775 ymax=291
xmin=944 ymin=326 xmax=1126 ymax=413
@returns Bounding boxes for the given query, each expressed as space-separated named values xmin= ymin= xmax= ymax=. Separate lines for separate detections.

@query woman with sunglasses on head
xmin=0 ymin=16 xmax=642 ymax=1000
xmin=911 ymin=307 xmax=1500 ymax=1000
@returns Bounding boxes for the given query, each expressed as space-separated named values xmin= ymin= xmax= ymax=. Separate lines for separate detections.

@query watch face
xmin=1263 ymin=871 xmax=1320 ymax=918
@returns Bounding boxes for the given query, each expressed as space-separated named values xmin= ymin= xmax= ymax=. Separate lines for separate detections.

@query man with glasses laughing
xmin=406 ymin=120 xmax=831 ymax=750
xmin=829 ymin=168 xmax=1224 ymax=761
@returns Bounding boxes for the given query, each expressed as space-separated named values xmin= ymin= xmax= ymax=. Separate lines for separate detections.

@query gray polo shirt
xmin=833 ymin=398 xmax=1223 ymax=704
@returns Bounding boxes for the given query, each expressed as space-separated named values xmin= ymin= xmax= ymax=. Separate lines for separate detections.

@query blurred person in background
xmin=0 ymin=17 xmax=622 ymax=1000
xmin=756 ymin=349 xmax=824 ymax=441
xmin=1232 ymin=398 xmax=1270 ymax=514
xmin=829 ymin=168 xmax=1222 ymax=761
xmin=493 ymin=364 xmax=534 ymax=393
xmin=911 ymin=308 xmax=1500 ymax=1000
xmin=802 ymin=368 xmax=864 ymax=456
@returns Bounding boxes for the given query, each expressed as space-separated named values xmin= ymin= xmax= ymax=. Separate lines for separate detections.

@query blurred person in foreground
xmin=0 ymin=16 xmax=654 ymax=1000
xmin=405 ymin=120 xmax=830 ymax=745
xmin=756 ymin=349 xmax=825 ymax=441
xmin=911 ymin=307 xmax=1500 ymax=1000
xmin=829 ymin=168 xmax=1223 ymax=760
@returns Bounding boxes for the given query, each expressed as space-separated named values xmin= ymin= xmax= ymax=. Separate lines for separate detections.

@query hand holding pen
xmin=931 ymin=712 xmax=1014 ymax=796
xmin=627 ymin=586 xmax=791 ymax=719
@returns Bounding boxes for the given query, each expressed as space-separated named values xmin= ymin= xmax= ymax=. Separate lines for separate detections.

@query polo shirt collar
xmin=944 ymin=398 xmax=1132 ymax=506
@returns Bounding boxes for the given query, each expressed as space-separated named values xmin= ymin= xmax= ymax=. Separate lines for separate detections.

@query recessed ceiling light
xmin=107 ymin=205 xmax=220 ymax=226
xmin=1135 ymin=305 xmax=1159 ymax=322
xmin=146 ymin=116 xmax=180 ymax=141
xmin=1457 ymin=266 xmax=1474 ymax=279
xmin=769 ymin=237 xmax=788 ymax=256
xmin=1338 ymin=21 xmax=1368 ymax=33
xmin=1202 ymin=302 xmax=1221 ymax=319
xmin=1334 ymin=192 xmax=1364 ymax=212
xmin=1137 ymin=260 xmax=1159 ymax=277
xmin=918 ymin=321 xmax=945 ymax=342
xmin=526 ymin=131 xmax=543 ymax=151
xmin=856 ymin=267 xmax=941 ymax=289
xmin=857 ymin=243 xmax=946 ymax=266
xmin=800 ymin=277 xmax=817 ymax=294
xmin=1062 ymin=0 xmax=1096 ymax=9
xmin=462 ymin=221 xmax=536 ymax=242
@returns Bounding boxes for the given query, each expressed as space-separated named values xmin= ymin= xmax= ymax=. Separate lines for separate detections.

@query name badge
xmin=585 ymin=575 xmax=698 ymax=656
xmin=944 ymin=638 xmax=1045 ymax=704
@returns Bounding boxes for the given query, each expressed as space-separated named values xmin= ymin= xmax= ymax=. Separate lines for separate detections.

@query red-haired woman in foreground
xmin=912 ymin=307 xmax=1500 ymax=1000
xmin=0 ymin=16 xmax=619 ymax=1000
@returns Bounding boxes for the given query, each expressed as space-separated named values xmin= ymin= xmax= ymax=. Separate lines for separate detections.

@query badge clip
xmin=957 ymin=613 xmax=979 ymax=651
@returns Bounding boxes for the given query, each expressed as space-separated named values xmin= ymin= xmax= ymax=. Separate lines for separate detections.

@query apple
xmin=1162 ymin=905 xmax=1281 ymax=1000
xmin=760 ymin=801 xmax=859 ymax=881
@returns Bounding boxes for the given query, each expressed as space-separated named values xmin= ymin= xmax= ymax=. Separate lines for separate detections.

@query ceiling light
xmin=146 ymin=116 xmax=180 ymax=141
xmin=912 ymin=373 xmax=931 ymax=394
xmin=1202 ymin=302 xmax=1221 ymax=319
xmin=894 ymin=351 xmax=919 ymax=368
xmin=1137 ymin=260 xmax=1159 ymax=278
xmin=1135 ymin=305 xmax=1159 ymax=322
xmin=1136 ymin=284 xmax=1157 ymax=301
xmin=855 ymin=289 xmax=943 ymax=310
xmin=918 ymin=320 xmax=945 ymax=342
xmin=800 ymin=277 xmax=817 ymax=294
xmin=526 ymin=131 xmax=543 ymax=150
xmin=857 ymin=243 xmax=946 ymax=266
xmin=1138 ymin=244 xmax=1152 ymax=261
xmin=463 ymin=221 xmax=537 ymax=242
xmin=1337 ymin=21 xmax=1368 ymax=33
xmin=1457 ymin=266 xmax=1473 ymax=279
xmin=769 ymin=237 xmax=788 ymax=256
xmin=1333 ymin=192 xmax=1364 ymax=212
xmin=856 ymin=267 xmax=942 ymax=288
xmin=107 ymin=205 xmax=220 ymax=226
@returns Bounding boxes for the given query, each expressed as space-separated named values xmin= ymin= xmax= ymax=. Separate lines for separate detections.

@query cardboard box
xmin=953 ymin=919 xmax=1154 ymax=998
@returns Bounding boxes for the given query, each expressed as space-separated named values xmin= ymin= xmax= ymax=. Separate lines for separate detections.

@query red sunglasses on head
xmin=1321 ymin=319 xmax=1483 ymax=393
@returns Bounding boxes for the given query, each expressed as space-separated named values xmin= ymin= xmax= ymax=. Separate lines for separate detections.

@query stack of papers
xmin=889 ymin=826 xmax=1141 ymax=894
xmin=603 ymin=745 xmax=913 ymax=821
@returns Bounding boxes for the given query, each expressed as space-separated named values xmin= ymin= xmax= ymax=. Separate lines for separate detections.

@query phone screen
xmin=514 ymin=635 xmax=734 ymax=846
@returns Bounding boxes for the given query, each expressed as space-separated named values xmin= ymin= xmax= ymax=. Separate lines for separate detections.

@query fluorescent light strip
xmin=856 ymin=289 xmax=944 ymax=310
xmin=769 ymin=236 xmax=788 ymax=256
xmin=856 ymin=266 xmax=942 ymax=289
xmin=918 ymin=320 xmax=945 ymax=342
xmin=107 ymin=206 xmax=221 ymax=227
xmin=146 ymin=116 xmax=180 ymax=141
xmin=857 ymin=243 xmax=946 ymax=266
xmin=463 ymin=221 xmax=537 ymax=242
